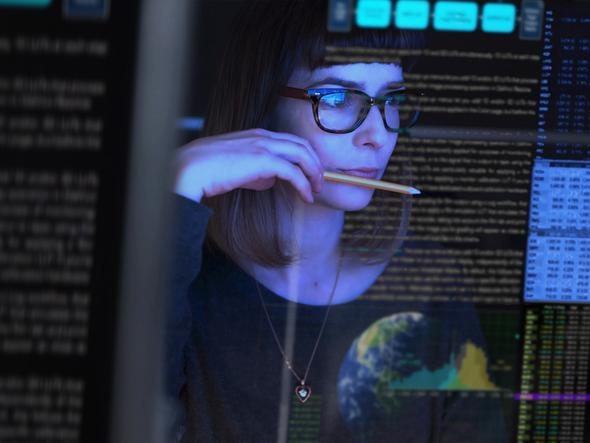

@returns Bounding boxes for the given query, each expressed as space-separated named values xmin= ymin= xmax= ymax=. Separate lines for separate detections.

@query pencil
xmin=323 ymin=171 xmax=421 ymax=195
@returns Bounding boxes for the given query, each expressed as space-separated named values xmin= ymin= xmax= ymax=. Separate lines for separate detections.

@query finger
xmin=241 ymin=177 xmax=276 ymax=192
xmin=258 ymin=156 xmax=314 ymax=203
xmin=253 ymin=138 xmax=323 ymax=193
xmin=263 ymin=130 xmax=323 ymax=174
xmin=222 ymin=129 xmax=324 ymax=186
xmin=240 ymin=128 xmax=323 ymax=184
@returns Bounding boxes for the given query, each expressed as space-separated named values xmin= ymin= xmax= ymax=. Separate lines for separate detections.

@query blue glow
xmin=433 ymin=1 xmax=478 ymax=32
xmin=178 ymin=117 xmax=205 ymax=131
xmin=395 ymin=0 xmax=430 ymax=30
xmin=327 ymin=0 xmax=353 ymax=32
xmin=0 ymin=0 xmax=50 ymax=6
xmin=482 ymin=3 xmax=516 ymax=33
xmin=64 ymin=0 xmax=108 ymax=18
xmin=356 ymin=0 xmax=392 ymax=29
xmin=524 ymin=159 xmax=590 ymax=304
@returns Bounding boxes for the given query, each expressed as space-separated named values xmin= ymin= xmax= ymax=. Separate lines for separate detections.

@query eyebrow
xmin=305 ymin=76 xmax=404 ymax=91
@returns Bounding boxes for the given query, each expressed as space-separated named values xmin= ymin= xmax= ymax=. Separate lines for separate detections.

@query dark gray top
xmin=166 ymin=195 xmax=509 ymax=443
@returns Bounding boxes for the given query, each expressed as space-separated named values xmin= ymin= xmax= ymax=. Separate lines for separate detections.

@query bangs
xmin=203 ymin=0 xmax=418 ymax=267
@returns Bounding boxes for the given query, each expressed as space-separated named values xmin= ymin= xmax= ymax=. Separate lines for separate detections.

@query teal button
xmin=0 ymin=0 xmax=51 ymax=6
xmin=433 ymin=1 xmax=478 ymax=32
xmin=482 ymin=3 xmax=516 ymax=33
xmin=356 ymin=0 xmax=392 ymax=29
xmin=395 ymin=0 xmax=430 ymax=29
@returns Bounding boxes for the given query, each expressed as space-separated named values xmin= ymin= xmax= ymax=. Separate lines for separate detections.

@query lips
xmin=336 ymin=168 xmax=379 ymax=179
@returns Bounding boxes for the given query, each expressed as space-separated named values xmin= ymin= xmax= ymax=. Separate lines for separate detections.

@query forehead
xmin=290 ymin=63 xmax=403 ymax=91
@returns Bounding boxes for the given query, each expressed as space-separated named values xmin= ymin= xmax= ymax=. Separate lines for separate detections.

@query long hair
xmin=202 ymin=0 xmax=421 ymax=267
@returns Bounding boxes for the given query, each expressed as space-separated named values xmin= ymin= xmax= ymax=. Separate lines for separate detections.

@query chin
xmin=317 ymin=183 xmax=376 ymax=211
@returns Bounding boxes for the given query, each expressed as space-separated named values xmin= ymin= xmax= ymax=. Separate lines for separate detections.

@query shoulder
xmin=193 ymin=242 xmax=256 ymax=303
xmin=173 ymin=193 xmax=212 ymax=218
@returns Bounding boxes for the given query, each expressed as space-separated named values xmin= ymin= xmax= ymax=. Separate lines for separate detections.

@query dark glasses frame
xmin=279 ymin=86 xmax=422 ymax=134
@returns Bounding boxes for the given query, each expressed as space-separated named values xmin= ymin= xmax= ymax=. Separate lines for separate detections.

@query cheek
xmin=274 ymin=102 xmax=338 ymax=162
xmin=273 ymin=100 xmax=316 ymax=136
xmin=380 ymin=136 xmax=398 ymax=165
xmin=304 ymin=135 xmax=361 ymax=173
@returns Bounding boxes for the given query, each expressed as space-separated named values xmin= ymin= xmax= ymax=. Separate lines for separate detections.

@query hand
xmin=173 ymin=128 xmax=324 ymax=203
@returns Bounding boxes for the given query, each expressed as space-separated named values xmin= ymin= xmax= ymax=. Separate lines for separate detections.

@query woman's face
xmin=272 ymin=62 xmax=403 ymax=211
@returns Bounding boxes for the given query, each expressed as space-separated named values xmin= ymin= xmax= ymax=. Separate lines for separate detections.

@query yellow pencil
xmin=323 ymin=171 xmax=420 ymax=195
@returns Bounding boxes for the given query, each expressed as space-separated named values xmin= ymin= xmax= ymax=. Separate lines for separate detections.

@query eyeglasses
xmin=279 ymin=86 xmax=422 ymax=134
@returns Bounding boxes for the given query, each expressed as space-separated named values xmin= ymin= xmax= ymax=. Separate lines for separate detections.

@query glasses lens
xmin=317 ymin=91 xmax=365 ymax=131
xmin=385 ymin=93 xmax=420 ymax=130
xmin=316 ymin=90 xmax=421 ymax=132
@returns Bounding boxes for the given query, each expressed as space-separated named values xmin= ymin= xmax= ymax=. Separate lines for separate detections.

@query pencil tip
xmin=411 ymin=188 xmax=421 ymax=195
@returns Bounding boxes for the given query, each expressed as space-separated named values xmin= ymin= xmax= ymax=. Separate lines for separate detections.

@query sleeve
xmin=164 ymin=194 xmax=213 ymax=438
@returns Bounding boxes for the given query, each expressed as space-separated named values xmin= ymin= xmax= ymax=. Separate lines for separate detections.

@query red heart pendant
xmin=295 ymin=384 xmax=312 ymax=403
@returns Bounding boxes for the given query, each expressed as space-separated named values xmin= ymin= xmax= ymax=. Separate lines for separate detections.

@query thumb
xmin=241 ymin=177 xmax=277 ymax=191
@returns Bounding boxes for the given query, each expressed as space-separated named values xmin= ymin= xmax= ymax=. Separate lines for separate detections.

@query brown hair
xmin=202 ymin=0 xmax=421 ymax=267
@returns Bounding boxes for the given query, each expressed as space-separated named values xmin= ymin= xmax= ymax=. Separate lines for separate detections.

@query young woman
xmin=167 ymin=1 xmax=506 ymax=442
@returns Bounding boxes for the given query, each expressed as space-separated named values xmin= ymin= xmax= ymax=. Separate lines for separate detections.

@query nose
xmin=352 ymin=104 xmax=391 ymax=149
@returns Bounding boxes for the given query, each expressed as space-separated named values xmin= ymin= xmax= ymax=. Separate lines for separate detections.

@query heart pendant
xmin=295 ymin=384 xmax=312 ymax=403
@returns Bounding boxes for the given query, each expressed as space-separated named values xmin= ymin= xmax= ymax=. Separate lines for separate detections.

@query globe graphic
xmin=337 ymin=312 xmax=497 ymax=442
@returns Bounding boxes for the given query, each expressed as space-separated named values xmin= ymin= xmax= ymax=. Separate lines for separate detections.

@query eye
xmin=320 ymin=91 xmax=353 ymax=109
xmin=384 ymin=91 xmax=407 ymax=106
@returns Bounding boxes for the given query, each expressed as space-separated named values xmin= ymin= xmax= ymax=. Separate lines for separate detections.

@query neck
xmin=250 ymin=189 xmax=346 ymax=305
xmin=279 ymin=195 xmax=344 ymax=265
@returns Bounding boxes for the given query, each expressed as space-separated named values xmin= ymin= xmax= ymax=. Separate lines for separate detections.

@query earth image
xmin=337 ymin=312 xmax=497 ymax=442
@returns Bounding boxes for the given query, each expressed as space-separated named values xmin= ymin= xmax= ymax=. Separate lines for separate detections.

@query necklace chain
xmin=254 ymin=252 xmax=343 ymax=386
